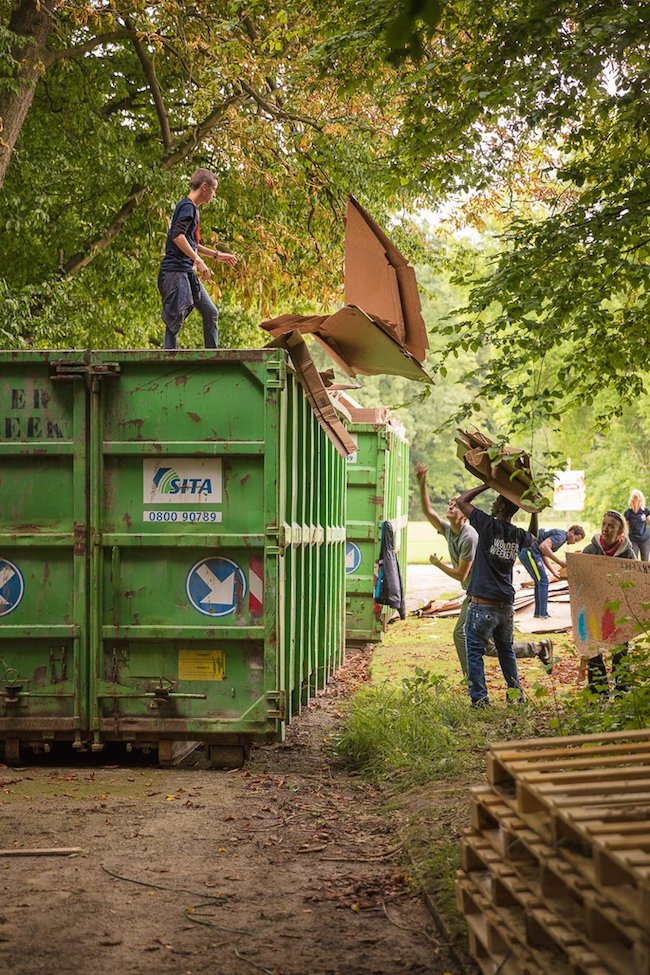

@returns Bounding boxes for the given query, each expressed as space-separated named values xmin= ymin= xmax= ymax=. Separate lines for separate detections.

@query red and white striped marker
xmin=249 ymin=556 xmax=264 ymax=616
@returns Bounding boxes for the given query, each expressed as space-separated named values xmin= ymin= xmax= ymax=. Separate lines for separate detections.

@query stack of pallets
xmin=456 ymin=729 xmax=650 ymax=975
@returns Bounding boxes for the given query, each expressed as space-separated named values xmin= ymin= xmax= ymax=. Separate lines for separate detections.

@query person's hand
xmin=196 ymin=258 xmax=212 ymax=282
xmin=429 ymin=554 xmax=440 ymax=566
xmin=415 ymin=463 xmax=428 ymax=482
xmin=216 ymin=251 xmax=238 ymax=267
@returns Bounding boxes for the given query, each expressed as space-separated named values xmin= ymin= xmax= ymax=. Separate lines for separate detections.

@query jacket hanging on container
xmin=374 ymin=520 xmax=406 ymax=619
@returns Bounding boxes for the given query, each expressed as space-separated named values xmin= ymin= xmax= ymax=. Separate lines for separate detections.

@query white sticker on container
xmin=143 ymin=510 xmax=223 ymax=524
xmin=143 ymin=458 xmax=222 ymax=506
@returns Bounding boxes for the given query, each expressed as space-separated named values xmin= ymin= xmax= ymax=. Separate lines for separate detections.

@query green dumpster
xmin=0 ymin=349 xmax=347 ymax=766
xmin=337 ymin=398 xmax=409 ymax=645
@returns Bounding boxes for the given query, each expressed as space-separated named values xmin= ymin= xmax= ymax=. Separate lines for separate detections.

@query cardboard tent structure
xmin=455 ymin=428 xmax=550 ymax=514
xmin=261 ymin=195 xmax=431 ymax=384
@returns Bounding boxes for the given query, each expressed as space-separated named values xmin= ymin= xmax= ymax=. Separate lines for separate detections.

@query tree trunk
xmin=0 ymin=0 xmax=54 ymax=189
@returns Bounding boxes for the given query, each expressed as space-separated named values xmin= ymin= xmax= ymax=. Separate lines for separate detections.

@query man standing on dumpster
xmin=158 ymin=169 xmax=238 ymax=350
xmin=416 ymin=465 xmax=553 ymax=675
xmin=454 ymin=483 xmax=537 ymax=706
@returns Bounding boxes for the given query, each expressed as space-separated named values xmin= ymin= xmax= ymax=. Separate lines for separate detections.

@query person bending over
xmin=455 ymin=483 xmax=537 ymax=706
xmin=416 ymin=465 xmax=553 ymax=674
xmin=519 ymin=524 xmax=585 ymax=618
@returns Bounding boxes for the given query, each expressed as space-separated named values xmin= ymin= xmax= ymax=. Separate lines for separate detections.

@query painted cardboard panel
xmin=566 ymin=552 xmax=650 ymax=654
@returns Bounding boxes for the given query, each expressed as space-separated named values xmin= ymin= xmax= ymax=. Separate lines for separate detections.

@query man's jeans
xmin=454 ymin=595 xmax=542 ymax=676
xmin=464 ymin=601 xmax=523 ymax=704
xmin=159 ymin=271 xmax=219 ymax=350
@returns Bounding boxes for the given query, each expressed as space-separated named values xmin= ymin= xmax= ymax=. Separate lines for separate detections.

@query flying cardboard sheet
xmin=260 ymin=196 xmax=431 ymax=383
xmin=344 ymin=195 xmax=428 ymax=363
xmin=566 ymin=553 xmax=650 ymax=655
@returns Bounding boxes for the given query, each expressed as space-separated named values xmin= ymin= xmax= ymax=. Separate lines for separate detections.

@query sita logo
xmin=153 ymin=467 xmax=213 ymax=496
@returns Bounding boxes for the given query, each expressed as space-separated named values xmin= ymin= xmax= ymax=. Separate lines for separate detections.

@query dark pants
xmin=630 ymin=538 xmax=650 ymax=562
xmin=519 ymin=548 xmax=549 ymax=617
xmin=587 ymin=646 xmax=629 ymax=695
xmin=465 ymin=601 xmax=523 ymax=705
xmin=158 ymin=270 xmax=219 ymax=350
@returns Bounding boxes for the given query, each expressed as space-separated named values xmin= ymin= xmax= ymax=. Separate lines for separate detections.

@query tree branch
xmin=122 ymin=15 xmax=172 ymax=149
xmin=43 ymin=30 xmax=139 ymax=66
xmin=239 ymin=79 xmax=323 ymax=131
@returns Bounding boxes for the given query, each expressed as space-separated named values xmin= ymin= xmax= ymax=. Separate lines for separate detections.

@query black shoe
xmin=537 ymin=639 xmax=554 ymax=674
xmin=471 ymin=698 xmax=490 ymax=708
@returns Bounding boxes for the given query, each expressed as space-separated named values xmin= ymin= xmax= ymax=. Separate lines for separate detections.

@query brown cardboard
xmin=262 ymin=305 xmax=432 ymax=383
xmin=267 ymin=331 xmax=358 ymax=459
xmin=456 ymin=428 xmax=550 ymax=513
xmin=566 ymin=553 xmax=650 ymax=655
xmin=259 ymin=196 xmax=430 ymax=382
xmin=345 ymin=196 xmax=429 ymax=364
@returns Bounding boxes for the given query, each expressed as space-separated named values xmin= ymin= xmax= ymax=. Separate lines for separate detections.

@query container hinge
xmin=51 ymin=362 xmax=121 ymax=381
xmin=266 ymin=690 xmax=286 ymax=720
xmin=266 ymin=524 xmax=288 ymax=554
xmin=266 ymin=359 xmax=286 ymax=390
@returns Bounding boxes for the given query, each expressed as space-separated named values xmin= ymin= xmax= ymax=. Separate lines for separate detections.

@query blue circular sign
xmin=186 ymin=557 xmax=247 ymax=617
xmin=0 ymin=559 xmax=24 ymax=617
xmin=345 ymin=542 xmax=362 ymax=575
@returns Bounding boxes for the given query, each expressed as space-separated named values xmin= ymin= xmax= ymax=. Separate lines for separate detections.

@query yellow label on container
xmin=178 ymin=649 xmax=226 ymax=681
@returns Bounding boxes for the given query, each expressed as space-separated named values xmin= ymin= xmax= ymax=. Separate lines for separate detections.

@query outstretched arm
xmin=415 ymin=464 xmax=444 ymax=532
xmin=528 ymin=511 xmax=539 ymax=537
xmin=455 ymin=482 xmax=490 ymax=519
xmin=430 ymin=554 xmax=473 ymax=583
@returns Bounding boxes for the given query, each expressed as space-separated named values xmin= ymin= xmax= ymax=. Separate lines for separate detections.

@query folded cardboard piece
xmin=260 ymin=196 xmax=431 ymax=385
xmin=456 ymin=428 xmax=550 ymax=513
xmin=328 ymin=389 xmax=405 ymax=435
xmin=266 ymin=332 xmax=357 ymax=459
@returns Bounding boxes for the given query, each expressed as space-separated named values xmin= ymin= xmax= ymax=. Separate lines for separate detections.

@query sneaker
xmin=471 ymin=698 xmax=491 ymax=709
xmin=536 ymin=639 xmax=554 ymax=673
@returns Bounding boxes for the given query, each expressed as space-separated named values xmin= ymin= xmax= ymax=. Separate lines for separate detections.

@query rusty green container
xmin=0 ymin=349 xmax=346 ymax=766
xmin=345 ymin=420 xmax=409 ymax=645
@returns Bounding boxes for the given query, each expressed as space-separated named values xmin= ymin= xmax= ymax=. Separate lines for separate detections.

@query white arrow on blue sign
xmin=186 ymin=557 xmax=247 ymax=617
xmin=0 ymin=559 xmax=24 ymax=617
xmin=345 ymin=542 xmax=362 ymax=575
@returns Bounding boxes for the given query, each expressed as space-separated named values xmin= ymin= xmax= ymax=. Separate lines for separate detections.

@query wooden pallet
xmin=456 ymin=874 xmax=611 ymax=975
xmin=470 ymin=784 xmax=650 ymax=932
xmin=461 ymin=828 xmax=650 ymax=975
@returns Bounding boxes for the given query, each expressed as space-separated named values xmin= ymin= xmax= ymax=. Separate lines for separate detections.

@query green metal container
xmin=345 ymin=419 xmax=409 ymax=645
xmin=0 ymin=349 xmax=346 ymax=766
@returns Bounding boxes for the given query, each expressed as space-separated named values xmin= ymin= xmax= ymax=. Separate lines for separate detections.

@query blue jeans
xmin=520 ymin=548 xmax=549 ymax=616
xmin=161 ymin=274 xmax=219 ymax=350
xmin=465 ymin=601 xmax=523 ymax=704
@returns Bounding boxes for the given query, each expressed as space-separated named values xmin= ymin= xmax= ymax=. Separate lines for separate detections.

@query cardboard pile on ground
xmin=456 ymin=429 xmax=549 ymax=513
xmin=457 ymin=730 xmax=650 ymax=975
xmin=412 ymin=576 xmax=571 ymax=632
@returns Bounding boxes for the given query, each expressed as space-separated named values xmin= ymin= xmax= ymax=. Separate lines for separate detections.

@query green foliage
xmin=334 ymin=668 xmax=544 ymax=786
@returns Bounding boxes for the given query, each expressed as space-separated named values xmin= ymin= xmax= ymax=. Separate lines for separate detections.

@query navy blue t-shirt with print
xmin=531 ymin=528 xmax=567 ymax=554
xmin=624 ymin=507 xmax=650 ymax=542
xmin=160 ymin=198 xmax=199 ymax=274
xmin=467 ymin=508 xmax=535 ymax=604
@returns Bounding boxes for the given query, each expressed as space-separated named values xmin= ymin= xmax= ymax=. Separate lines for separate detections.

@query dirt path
xmin=0 ymin=650 xmax=461 ymax=975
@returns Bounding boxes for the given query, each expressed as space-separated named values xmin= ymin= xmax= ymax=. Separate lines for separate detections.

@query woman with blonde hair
xmin=624 ymin=489 xmax=650 ymax=561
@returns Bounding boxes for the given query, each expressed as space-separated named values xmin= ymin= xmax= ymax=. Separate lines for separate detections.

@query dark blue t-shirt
xmin=160 ymin=197 xmax=199 ymax=274
xmin=531 ymin=528 xmax=567 ymax=555
xmin=467 ymin=508 xmax=535 ymax=604
xmin=624 ymin=507 xmax=650 ymax=542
